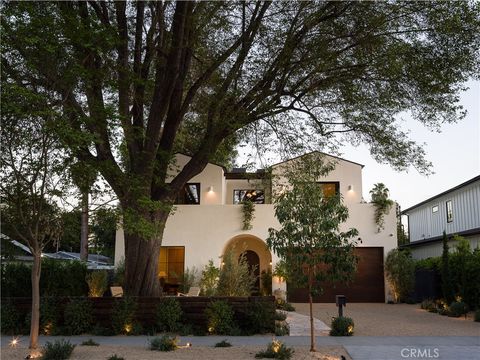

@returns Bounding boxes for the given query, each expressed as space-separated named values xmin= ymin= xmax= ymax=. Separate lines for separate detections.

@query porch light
xmin=208 ymin=186 xmax=214 ymax=192
xmin=348 ymin=185 xmax=353 ymax=191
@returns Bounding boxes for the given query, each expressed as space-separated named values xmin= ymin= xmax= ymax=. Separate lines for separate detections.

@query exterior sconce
xmin=208 ymin=186 xmax=214 ymax=192
xmin=348 ymin=185 xmax=353 ymax=191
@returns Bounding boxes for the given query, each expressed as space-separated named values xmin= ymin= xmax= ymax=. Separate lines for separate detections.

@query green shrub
xmin=178 ymin=266 xmax=198 ymax=293
xmin=474 ymin=309 xmax=480 ymax=322
xmin=275 ymin=298 xmax=295 ymax=311
xmin=214 ymin=340 xmax=232 ymax=348
xmin=107 ymin=355 xmax=124 ymax=360
xmin=80 ymin=339 xmax=99 ymax=346
xmin=178 ymin=323 xmax=193 ymax=336
xmin=275 ymin=311 xmax=287 ymax=321
xmin=448 ymin=301 xmax=468 ymax=317
xmin=91 ymin=324 xmax=115 ymax=336
xmin=41 ymin=259 xmax=88 ymax=297
xmin=64 ymin=298 xmax=94 ymax=335
xmin=149 ymin=335 xmax=178 ymax=351
xmin=216 ymin=250 xmax=256 ymax=296
xmin=255 ymin=340 xmax=294 ymax=360
xmin=241 ymin=301 xmax=275 ymax=334
xmin=385 ymin=248 xmax=415 ymax=303
xmin=1 ymin=301 xmax=20 ymax=334
xmin=1 ymin=262 xmax=31 ymax=297
xmin=205 ymin=300 xmax=236 ymax=335
xmin=330 ymin=316 xmax=354 ymax=336
xmin=156 ymin=297 xmax=183 ymax=332
xmin=86 ymin=271 xmax=108 ymax=297
xmin=415 ymin=257 xmax=441 ymax=271
xmin=261 ymin=269 xmax=273 ymax=296
xmin=199 ymin=260 xmax=220 ymax=296
xmin=112 ymin=297 xmax=139 ymax=335
xmin=420 ymin=299 xmax=436 ymax=311
xmin=275 ymin=323 xmax=290 ymax=336
xmin=41 ymin=297 xmax=61 ymax=335
xmin=42 ymin=339 xmax=75 ymax=360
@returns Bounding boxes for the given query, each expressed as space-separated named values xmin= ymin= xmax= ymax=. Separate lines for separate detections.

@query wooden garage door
xmin=287 ymin=247 xmax=385 ymax=303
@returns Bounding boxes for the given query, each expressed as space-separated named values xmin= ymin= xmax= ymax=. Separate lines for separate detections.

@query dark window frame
xmin=233 ymin=189 xmax=265 ymax=204
xmin=158 ymin=246 xmax=185 ymax=285
xmin=175 ymin=182 xmax=201 ymax=205
xmin=446 ymin=200 xmax=453 ymax=223
xmin=317 ymin=181 xmax=340 ymax=197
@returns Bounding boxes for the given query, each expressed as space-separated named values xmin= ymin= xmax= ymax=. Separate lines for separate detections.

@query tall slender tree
xmin=2 ymin=1 xmax=479 ymax=296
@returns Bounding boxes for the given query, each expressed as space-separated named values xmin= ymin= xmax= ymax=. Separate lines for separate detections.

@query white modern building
xmin=401 ymin=175 xmax=480 ymax=260
xmin=115 ymin=152 xmax=397 ymax=302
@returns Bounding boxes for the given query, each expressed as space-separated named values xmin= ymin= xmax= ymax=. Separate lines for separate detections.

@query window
xmin=158 ymin=246 xmax=185 ymax=284
xmin=446 ymin=200 xmax=453 ymax=223
xmin=175 ymin=183 xmax=200 ymax=204
xmin=318 ymin=182 xmax=340 ymax=197
xmin=432 ymin=205 xmax=438 ymax=213
xmin=233 ymin=189 xmax=265 ymax=204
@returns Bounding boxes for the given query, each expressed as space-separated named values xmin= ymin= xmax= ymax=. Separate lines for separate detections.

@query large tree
xmin=2 ymin=1 xmax=479 ymax=296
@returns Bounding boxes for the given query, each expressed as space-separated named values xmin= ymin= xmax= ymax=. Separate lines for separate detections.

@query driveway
xmin=292 ymin=303 xmax=480 ymax=336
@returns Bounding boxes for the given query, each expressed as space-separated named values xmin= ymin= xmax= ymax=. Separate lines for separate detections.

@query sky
xmin=237 ymin=80 xmax=480 ymax=211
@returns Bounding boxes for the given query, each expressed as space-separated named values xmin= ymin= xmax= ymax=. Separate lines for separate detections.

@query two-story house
xmin=401 ymin=175 xmax=480 ymax=259
xmin=115 ymin=152 xmax=397 ymax=302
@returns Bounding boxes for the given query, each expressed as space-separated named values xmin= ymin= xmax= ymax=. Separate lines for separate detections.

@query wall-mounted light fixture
xmin=208 ymin=186 xmax=214 ymax=193
xmin=348 ymin=185 xmax=354 ymax=191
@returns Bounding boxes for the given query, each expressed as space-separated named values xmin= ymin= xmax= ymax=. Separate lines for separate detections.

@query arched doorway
xmin=223 ymin=234 xmax=272 ymax=295
xmin=241 ymin=250 xmax=260 ymax=294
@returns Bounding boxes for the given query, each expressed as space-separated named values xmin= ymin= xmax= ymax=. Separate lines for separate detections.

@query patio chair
xmin=177 ymin=286 xmax=200 ymax=297
xmin=110 ymin=286 xmax=124 ymax=297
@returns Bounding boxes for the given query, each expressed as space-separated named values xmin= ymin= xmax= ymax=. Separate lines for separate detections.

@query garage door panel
xmin=287 ymin=247 xmax=385 ymax=303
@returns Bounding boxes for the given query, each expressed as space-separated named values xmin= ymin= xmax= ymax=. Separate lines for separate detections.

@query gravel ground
xmin=1 ymin=344 xmax=351 ymax=360
xmin=292 ymin=303 xmax=480 ymax=336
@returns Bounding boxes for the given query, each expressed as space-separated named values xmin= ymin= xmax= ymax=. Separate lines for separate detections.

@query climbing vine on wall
xmin=241 ymin=200 xmax=255 ymax=230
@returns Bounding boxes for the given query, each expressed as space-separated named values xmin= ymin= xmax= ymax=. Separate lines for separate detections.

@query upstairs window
xmin=446 ymin=200 xmax=453 ymax=223
xmin=233 ymin=189 xmax=265 ymax=204
xmin=176 ymin=183 xmax=200 ymax=204
xmin=318 ymin=182 xmax=340 ymax=197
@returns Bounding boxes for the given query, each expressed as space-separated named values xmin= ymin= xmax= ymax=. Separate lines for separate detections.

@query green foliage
xmin=272 ymin=260 xmax=289 ymax=282
xmin=0 ymin=262 xmax=31 ymax=298
xmin=0 ymin=300 xmax=20 ymax=334
xmin=200 ymin=260 xmax=220 ymax=296
xmin=448 ymin=301 xmax=468 ymax=317
xmin=40 ymin=297 xmax=61 ymax=335
xmin=113 ymin=258 xmax=125 ymax=287
xmin=178 ymin=266 xmax=198 ymax=293
xmin=91 ymin=207 xmax=118 ymax=258
xmin=106 ymin=355 xmax=124 ymax=360
xmin=214 ymin=340 xmax=232 ymax=348
xmin=275 ymin=298 xmax=295 ymax=312
xmin=111 ymin=297 xmax=138 ymax=335
xmin=385 ymin=249 xmax=415 ymax=303
xmin=64 ymin=298 xmax=94 ymax=335
xmin=330 ymin=316 xmax=355 ymax=336
xmin=156 ymin=297 xmax=183 ymax=332
xmin=86 ymin=271 xmax=108 ymax=297
xmin=149 ymin=335 xmax=178 ymax=352
xmin=268 ymin=154 xmax=359 ymax=297
xmin=369 ymin=183 xmax=394 ymax=232
xmin=54 ymin=210 xmax=81 ymax=253
xmin=91 ymin=324 xmax=115 ymax=336
xmin=420 ymin=299 xmax=436 ymax=312
xmin=441 ymin=231 xmax=455 ymax=304
xmin=41 ymin=339 xmax=75 ymax=360
xmin=241 ymin=301 xmax=275 ymax=335
xmin=241 ymin=200 xmax=255 ymax=230
xmin=415 ymin=257 xmax=441 ymax=271
xmin=41 ymin=259 xmax=89 ymax=297
xmin=275 ymin=311 xmax=287 ymax=321
xmin=205 ymin=300 xmax=237 ymax=335
xmin=217 ymin=250 xmax=256 ymax=296
xmin=80 ymin=339 xmax=99 ymax=346
xmin=275 ymin=322 xmax=290 ymax=336
xmin=255 ymin=340 xmax=294 ymax=360
xmin=261 ymin=269 xmax=273 ymax=296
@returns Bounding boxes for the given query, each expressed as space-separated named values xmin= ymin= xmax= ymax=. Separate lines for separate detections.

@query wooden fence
xmin=3 ymin=296 xmax=275 ymax=327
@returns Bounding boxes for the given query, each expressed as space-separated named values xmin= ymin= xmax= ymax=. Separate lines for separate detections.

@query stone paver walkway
xmin=286 ymin=311 xmax=330 ymax=336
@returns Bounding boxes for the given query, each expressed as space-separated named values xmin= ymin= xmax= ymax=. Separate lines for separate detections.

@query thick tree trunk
xmin=123 ymin=210 xmax=169 ymax=296
xmin=29 ymin=251 xmax=41 ymax=356
xmin=80 ymin=191 xmax=89 ymax=261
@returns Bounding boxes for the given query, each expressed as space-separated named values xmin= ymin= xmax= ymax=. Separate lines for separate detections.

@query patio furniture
xmin=110 ymin=286 xmax=124 ymax=297
xmin=177 ymin=286 xmax=200 ymax=297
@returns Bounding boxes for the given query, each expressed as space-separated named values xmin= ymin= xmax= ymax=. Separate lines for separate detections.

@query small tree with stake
xmin=267 ymin=154 xmax=358 ymax=352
